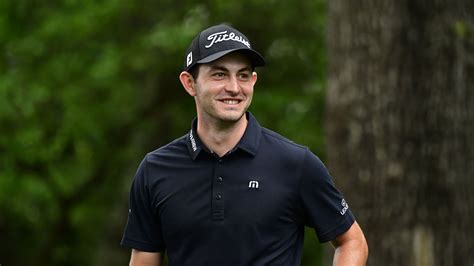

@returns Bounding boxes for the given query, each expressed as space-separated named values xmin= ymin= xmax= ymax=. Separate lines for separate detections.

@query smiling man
xmin=121 ymin=24 xmax=368 ymax=266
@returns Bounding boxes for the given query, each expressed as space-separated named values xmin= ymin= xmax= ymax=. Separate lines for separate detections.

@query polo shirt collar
xmin=186 ymin=112 xmax=262 ymax=160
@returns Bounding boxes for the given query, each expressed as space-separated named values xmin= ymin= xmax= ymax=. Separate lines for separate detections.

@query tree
xmin=0 ymin=1 xmax=328 ymax=265
xmin=326 ymin=1 xmax=474 ymax=265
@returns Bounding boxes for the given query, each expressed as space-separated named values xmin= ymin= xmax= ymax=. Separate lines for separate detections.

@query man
xmin=121 ymin=23 xmax=368 ymax=266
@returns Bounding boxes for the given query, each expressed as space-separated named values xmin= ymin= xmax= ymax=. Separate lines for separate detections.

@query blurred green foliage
xmin=0 ymin=0 xmax=327 ymax=265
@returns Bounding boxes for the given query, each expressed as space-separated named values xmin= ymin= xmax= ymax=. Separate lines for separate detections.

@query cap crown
xmin=183 ymin=24 xmax=265 ymax=71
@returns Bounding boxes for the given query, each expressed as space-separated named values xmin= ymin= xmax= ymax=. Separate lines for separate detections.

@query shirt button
xmin=218 ymin=159 xmax=223 ymax=163
xmin=217 ymin=176 xmax=223 ymax=182
xmin=215 ymin=193 xmax=222 ymax=200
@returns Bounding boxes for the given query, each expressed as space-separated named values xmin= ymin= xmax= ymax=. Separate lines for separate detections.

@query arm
xmin=331 ymin=221 xmax=368 ymax=266
xmin=129 ymin=249 xmax=163 ymax=266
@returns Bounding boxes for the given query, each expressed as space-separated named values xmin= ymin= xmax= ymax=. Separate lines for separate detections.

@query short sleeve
xmin=298 ymin=148 xmax=355 ymax=243
xmin=120 ymin=155 xmax=166 ymax=252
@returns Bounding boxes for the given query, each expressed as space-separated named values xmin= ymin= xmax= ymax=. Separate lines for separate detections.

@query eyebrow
xmin=208 ymin=64 xmax=252 ymax=73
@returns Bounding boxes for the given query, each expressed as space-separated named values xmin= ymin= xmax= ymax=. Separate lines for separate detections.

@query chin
xmin=217 ymin=111 xmax=246 ymax=122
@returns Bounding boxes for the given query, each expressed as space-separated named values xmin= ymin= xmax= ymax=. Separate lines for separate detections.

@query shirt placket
xmin=211 ymin=157 xmax=225 ymax=221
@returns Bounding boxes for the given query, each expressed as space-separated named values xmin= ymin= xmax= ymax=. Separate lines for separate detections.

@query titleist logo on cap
xmin=205 ymin=31 xmax=251 ymax=49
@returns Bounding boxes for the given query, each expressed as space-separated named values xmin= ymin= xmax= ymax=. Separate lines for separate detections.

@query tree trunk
xmin=326 ymin=1 xmax=474 ymax=265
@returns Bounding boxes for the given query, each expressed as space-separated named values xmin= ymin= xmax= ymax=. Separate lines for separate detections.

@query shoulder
xmin=144 ymin=134 xmax=189 ymax=162
xmin=135 ymin=134 xmax=190 ymax=182
xmin=257 ymin=127 xmax=312 ymax=171
xmin=259 ymin=127 xmax=327 ymax=170
xmin=260 ymin=127 xmax=308 ymax=154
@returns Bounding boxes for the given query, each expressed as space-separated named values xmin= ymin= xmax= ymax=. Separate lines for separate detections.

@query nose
xmin=225 ymin=76 xmax=239 ymax=94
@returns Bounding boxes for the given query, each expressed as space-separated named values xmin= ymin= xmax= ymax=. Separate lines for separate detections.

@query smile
xmin=221 ymin=100 xmax=240 ymax=105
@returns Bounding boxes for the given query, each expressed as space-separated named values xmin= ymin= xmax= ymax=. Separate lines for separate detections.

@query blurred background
xmin=0 ymin=0 xmax=472 ymax=265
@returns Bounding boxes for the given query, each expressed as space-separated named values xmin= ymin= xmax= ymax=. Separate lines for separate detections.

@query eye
xmin=212 ymin=72 xmax=226 ymax=78
xmin=238 ymin=72 xmax=251 ymax=80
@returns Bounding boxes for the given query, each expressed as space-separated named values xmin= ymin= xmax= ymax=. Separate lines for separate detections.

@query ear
xmin=251 ymin=71 xmax=258 ymax=86
xmin=179 ymin=71 xmax=197 ymax=96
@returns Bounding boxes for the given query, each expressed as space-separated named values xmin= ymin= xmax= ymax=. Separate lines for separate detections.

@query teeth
xmin=222 ymin=100 xmax=239 ymax=104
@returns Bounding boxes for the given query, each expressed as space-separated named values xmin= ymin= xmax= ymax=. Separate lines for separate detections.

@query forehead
xmin=203 ymin=52 xmax=253 ymax=70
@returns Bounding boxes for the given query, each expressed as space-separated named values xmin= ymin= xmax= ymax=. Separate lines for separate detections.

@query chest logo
xmin=248 ymin=180 xmax=259 ymax=189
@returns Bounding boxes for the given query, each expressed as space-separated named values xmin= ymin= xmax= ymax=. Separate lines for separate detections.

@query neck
xmin=196 ymin=114 xmax=248 ymax=157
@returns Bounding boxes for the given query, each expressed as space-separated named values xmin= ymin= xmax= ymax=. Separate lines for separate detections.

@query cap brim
xmin=197 ymin=48 xmax=265 ymax=68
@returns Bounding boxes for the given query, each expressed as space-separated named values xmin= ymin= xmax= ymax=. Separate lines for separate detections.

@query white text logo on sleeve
xmin=340 ymin=199 xmax=349 ymax=215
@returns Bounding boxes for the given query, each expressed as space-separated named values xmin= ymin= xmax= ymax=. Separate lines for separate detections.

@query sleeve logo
xmin=340 ymin=199 xmax=349 ymax=215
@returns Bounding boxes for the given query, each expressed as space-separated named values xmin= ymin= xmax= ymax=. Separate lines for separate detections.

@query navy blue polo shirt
xmin=121 ymin=112 xmax=354 ymax=266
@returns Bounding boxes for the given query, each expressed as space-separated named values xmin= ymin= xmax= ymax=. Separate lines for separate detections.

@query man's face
xmin=192 ymin=52 xmax=257 ymax=124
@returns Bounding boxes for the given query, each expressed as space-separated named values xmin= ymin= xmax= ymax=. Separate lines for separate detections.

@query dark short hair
xmin=187 ymin=65 xmax=200 ymax=80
